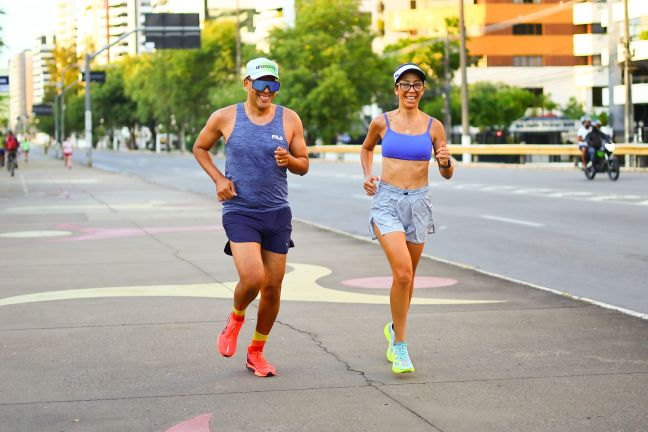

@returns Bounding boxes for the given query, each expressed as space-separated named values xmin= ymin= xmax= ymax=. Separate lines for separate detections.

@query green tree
xmin=268 ymin=0 xmax=390 ymax=144
xmin=92 ymin=64 xmax=138 ymax=148
xmin=469 ymin=82 xmax=536 ymax=129
xmin=123 ymin=19 xmax=243 ymax=151
xmin=562 ymin=96 xmax=585 ymax=119
xmin=0 ymin=8 xmax=5 ymax=50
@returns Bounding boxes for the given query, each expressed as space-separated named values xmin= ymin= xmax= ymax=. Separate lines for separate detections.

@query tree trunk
xmin=179 ymin=123 xmax=186 ymax=153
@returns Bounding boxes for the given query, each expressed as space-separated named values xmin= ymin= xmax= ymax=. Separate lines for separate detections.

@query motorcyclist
xmin=584 ymin=120 xmax=610 ymax=168
xmin=577 ymin=115 xmax=592 ymax=170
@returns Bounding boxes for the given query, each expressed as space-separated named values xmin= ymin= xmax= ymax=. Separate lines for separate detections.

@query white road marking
xmin=547 ymin=191 xmax=594 ymax=198
xmin=0 ymin=230 xmax=72 ymax=239
xmin=480 ymin=214 xmax=544 ymax=227
xmin=588 ymin=194 xmax=641 ymax=202
xmin=19 ymin=172 xmax=29 ymax=194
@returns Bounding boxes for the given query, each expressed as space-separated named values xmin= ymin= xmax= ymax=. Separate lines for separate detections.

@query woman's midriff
xmin=380 ymin=157 xmax=429 ymax=189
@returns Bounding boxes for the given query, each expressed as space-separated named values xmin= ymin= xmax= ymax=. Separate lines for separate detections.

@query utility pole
xmin=443 ymin=32 xmax=452 ymax=143
xmin=623 ymin=0 xmax=633 ymax=143
xmin=459 ymin=0 xmax=471 ymax=161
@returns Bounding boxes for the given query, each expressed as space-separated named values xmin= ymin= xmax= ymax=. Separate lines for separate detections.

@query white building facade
xmin=8 ymin=51 xmax=33 ymax=131
xmin=32 ymin=36 xmax=57 ymax=104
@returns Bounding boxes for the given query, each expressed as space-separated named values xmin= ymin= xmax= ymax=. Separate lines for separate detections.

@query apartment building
xmin=373 ymin=0 xmax=582 ymax=105
xmin=75 ymin=0 xmax=152 ymax=65
xmin=8 ymin=51 xmax=33 ymax=131
xmin=56 ymin=0 xmax=78 ymax=50
xmin=32 ymin=35 xmax=57 ymax=104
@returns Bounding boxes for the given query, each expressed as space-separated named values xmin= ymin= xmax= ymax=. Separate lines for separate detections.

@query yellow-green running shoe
xmin=384 ymin=322 xmax=395 ymax=362
xmin=392 ymin=342 xmax=414 ymax=374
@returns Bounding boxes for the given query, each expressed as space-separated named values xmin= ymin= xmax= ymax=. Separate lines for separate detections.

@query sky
xmin=0 ymin=0 xmax=57 ymax=71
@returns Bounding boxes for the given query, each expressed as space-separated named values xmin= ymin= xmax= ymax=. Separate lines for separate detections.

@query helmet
xmin=592 ymin=120 xmax=602 ymax=128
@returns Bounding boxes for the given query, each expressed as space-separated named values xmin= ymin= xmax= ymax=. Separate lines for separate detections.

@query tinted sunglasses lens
xmin=252 ymin=80 xmax=280 ymax=92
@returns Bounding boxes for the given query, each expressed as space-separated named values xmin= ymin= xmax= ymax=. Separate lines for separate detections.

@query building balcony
xmin=573 ymin=2 xmax=605 ymax=25
xmin=604 ymin=83 xmax=648 ymax=105
xmin=573 ymin=33 xmax=606 ymax=56
xmin=386 ymin=5 xmax=485 ymax=36
xmin=609 ymin=0 xmax=648 ymax=24
xmin=573 ymin=65 xmax=608 ymax=87
xmin=617 ymin=39 xmax=648 ymax=62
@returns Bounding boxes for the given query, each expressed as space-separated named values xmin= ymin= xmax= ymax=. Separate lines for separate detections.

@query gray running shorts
xmin=369 ymin=182 xmax=435 ymax=244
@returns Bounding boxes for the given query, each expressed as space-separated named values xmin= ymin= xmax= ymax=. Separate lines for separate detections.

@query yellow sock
xmin=232 ymin=306 xmax=245 ymax=318
xmin=250 ymin=331 xmax=268 ymax=350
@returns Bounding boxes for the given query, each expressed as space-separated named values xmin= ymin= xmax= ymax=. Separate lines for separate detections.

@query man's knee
xmin=240 ymin=271 xmax=265 ymax=291
xmin=260 ymin=282 xmax=282 ymax=303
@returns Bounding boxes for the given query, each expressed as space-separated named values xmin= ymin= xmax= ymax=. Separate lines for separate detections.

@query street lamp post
xmin=459 ymin=0 xmax=471 ymax=162
xmin=56 ymin=64 xmax=79 ymax=147
xmin=623 ymin=0 xmax=633 ymax=144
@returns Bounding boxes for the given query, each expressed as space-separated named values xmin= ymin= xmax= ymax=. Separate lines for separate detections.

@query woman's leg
xmin=373 ymin=223 xmax=414 ymax=343
xmin=406 ymin=242 xmax=425 ymax=305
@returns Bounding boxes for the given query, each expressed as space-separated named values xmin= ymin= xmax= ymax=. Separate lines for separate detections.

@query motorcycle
xmin=584 ymin=141 xmax=620 ymax=181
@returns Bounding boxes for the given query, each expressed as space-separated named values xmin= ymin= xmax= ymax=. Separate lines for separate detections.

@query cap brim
xmin=394 ymin=66 xmax=427 ymax=83
xmin=248 ymin=71 xmax=279 ymax=80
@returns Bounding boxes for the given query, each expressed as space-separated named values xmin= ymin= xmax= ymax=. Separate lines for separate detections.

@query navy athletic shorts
xmin=222 ymin=207 xmax=294 ymax=256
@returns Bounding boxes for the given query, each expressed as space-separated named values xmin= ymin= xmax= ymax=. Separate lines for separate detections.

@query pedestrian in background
xmin=21 ymin=137 xmax=30 ymax=163
xmin=193 ymin=58 xmax=309 ymax=377
xmin=361 ymin=63 xmax=453 ymax=374
xmin=62 ymin=138 xmax=73 ymax=169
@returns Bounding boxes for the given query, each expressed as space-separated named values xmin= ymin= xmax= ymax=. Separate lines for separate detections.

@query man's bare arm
xmin=282 ymin=109 xmax=309 ymax=176
xmin=193 ymin=107 xmax=237 ymax=201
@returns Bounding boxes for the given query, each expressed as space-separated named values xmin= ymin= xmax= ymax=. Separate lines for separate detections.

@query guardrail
xmin=308 ymin=144 xmax=648 ymax=156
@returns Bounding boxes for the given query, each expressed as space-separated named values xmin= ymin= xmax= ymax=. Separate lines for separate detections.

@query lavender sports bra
xmin=381 ymin=114 xmax=433 ymax=161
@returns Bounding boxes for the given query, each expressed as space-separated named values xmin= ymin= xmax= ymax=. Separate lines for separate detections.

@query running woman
xmin=193 ymin=58 xmax=309 ymax=377
xmin=360 ymin=63 xmax=453 ymax=374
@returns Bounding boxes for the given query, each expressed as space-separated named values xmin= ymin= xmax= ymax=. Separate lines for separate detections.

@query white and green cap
xmin=245 ymin=57 xmax=279 ymax=80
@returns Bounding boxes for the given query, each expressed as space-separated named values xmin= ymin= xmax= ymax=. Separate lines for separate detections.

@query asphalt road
xmin=2 ymin=155 xmax=647 ymax=432
xmin=71 ymin=149 xmax=648 ymax=316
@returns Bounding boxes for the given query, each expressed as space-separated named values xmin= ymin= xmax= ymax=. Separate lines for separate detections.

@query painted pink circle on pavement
xmin=164 ymin=413 xmax=213 ymax=432
xmin=342 ymin=276 xmax=458 ymax=289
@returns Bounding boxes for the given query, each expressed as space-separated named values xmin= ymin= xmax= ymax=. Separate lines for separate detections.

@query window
xmin=591 ymin=23 xmax=607 ymax=34
xmin=592 ymin=54 xmax=602 ymax=66
xmin=513 ymin=0 xmax=540 ymax=3
xmin=513 ymin=56 xmax=543 ymax=66
xmin=592 ymin=87 xmax=603 ymax=107
xmin=410 ymin=0 xmax=416 ymax=9
xmin=513 ymin=24 xmax=542 ymax=35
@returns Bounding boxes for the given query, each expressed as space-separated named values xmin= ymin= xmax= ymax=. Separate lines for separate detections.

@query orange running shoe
xmin=246 ymin=347 xmax=276 ymax=377
xmin=217 ymin=313 xmax=244 ymax=357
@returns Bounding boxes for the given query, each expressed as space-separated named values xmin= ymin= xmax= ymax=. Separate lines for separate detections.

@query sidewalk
xmin=0 ymin=157 xmax=646 ymax=432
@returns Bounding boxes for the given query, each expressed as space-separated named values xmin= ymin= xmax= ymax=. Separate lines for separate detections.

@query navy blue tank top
xmin=223 ymin=103 xmax=289 ymax=213
xmin=381 ymin=113 xmax=433 ymax=161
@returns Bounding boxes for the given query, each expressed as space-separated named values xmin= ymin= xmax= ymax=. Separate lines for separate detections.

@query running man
xmin=193 ymin=57 xmax=309 ymax=377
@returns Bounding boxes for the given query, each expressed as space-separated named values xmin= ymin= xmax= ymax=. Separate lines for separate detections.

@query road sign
xmin=144 ymin=13 xmax=201 ymax=49
xmin=32 ymin=104 xmax=53 ymax=116
xmin=80 ymin=71 xmax=106 ymax=83
xmin=0 ymin=75 xmax=8 ymax=93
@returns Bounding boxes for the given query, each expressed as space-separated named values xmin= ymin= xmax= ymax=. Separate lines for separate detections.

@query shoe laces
xmin=249 ymin=349 xmax=268 ymax=364
xmin=395 ymin=343 xmax=409 ymax=362
xmin=222 ymin=315 xmax=242 ymax=335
